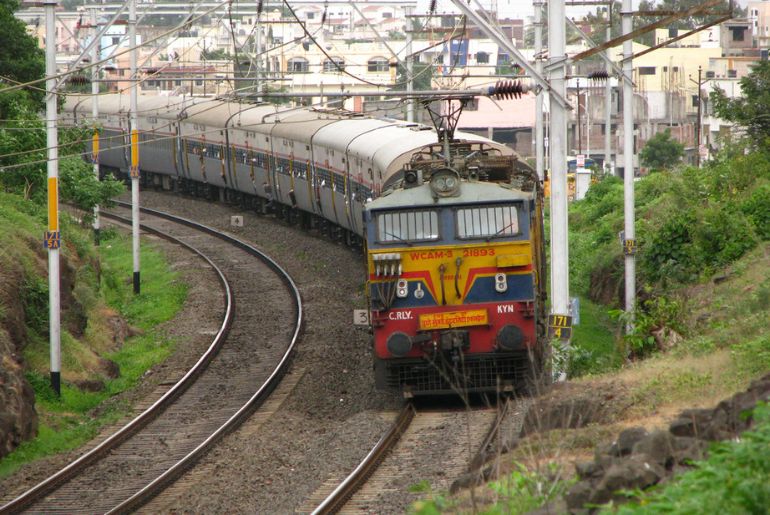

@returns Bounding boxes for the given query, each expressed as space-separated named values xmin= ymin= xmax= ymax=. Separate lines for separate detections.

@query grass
xmin=0 ymin=230 xmax=187 ymax=478
xmin=570 ymin=296 xmax=622 ymax=377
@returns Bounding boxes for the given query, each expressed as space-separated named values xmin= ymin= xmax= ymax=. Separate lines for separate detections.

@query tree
xmin=393 ymin=61 xmax=433 ymax=92
xmin=0 ymin=0 xmax=124 ymax=204
xmin=711 ymin=61 xmax=770 ymax=149
xmin=640 ymin=129 xmax=684 ymax=170
xmin=201 ymin=47 xmax=229 ymax=61
xmin=0 ymin=0 xmax=45 ymax=115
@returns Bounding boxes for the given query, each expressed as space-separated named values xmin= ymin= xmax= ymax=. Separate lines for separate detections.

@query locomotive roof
xmin=366 ymin=180 xmax=533 ymax=211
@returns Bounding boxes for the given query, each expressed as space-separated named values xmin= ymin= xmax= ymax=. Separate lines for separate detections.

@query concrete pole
xmin=45 ymin=0 xmax=61 ymax=396
xmin=91 ymin=7 xmax=101 ymax=245
xmin=255 ymin=17 xmax=261 ymax=100
xmin=577 ymin=79 xmax=582 ymax=155
xmin=130 ymin=0 xmax=141 ymax=294
xmin=534 ymin=0 xmax=544 ymax=181
xmin=548 ymin=0 xmax=570 ymax=353
xmin=406 ymin=5 xmax=414 ymax=123
xmin=696 ymin=65 xmax=702 ymax=168
xmin=605 ymin=3 xmax=613 ymax=176
xmin=622 ymin=0 xmax=635 ymax=331
xmin=586 ymin=86 xmax=590 ymax=158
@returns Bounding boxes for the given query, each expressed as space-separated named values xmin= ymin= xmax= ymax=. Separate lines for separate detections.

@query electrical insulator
xmin=490 ymin=80 xmax=525 ymax=99
xmin=257 ymin=0 xmax=263 ymax=16
xmin=429 ymin=0 xmax=437 ymax=13
xmin=588 ymin=70 xmax=610 ymax=82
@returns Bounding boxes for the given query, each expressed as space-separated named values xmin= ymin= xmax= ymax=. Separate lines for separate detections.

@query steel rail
xmin=311 ymin=403 xmax=416 ymax=515
xmin=468 ymin=398 xmax=512 ymax=472
xmin=0 ymin=209 xmax=234 ymax=515
xmin=108 ymin=202 xmax=305 ymax=513
xmin=1 ymin=203 xmax=304 ymax=514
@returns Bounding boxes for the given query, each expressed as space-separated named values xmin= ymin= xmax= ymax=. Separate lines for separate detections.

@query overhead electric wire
xmin=0 ymin=0 xmax=234 ymax=96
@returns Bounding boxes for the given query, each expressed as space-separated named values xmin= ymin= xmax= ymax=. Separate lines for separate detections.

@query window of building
xmin=638 ymin=66 xmax=656 ymax=75
xmin=323 ymin=57 xmax=345 ymax=72
xmin=730 ymin=26 xmax=746 ymax=41
xmin=288 ymin=57 xmax=310 ymax=73
xmin=307 ymin=12 xmax=315 ymax=19
xmin=476 ymin=51 xmax=490 ymax=64
xmin=367 ymin=57 xmax=389 ymax=72
xmin=456 ymin=205 xmax=519 ymax=239
xmin=383 ymin=12 xmax=392 ymax=18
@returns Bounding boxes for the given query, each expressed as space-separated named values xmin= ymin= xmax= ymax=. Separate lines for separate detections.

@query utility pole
xmin=622 ymin=0 xmax=636 ymax=332
xmin=91 ymin=7 xmax=101 ymax=245
xmin=576 ymin=79 xmax=582 ymax=155
xmin=549 ymin=0 xmax=571 ymax=375
xmin=406 ymin=5 xmax=414 ymax=122
xmin=693 ymin=65 xmax=703 ymax=167
xmin=130 ymin=0 xmax=141 ymax=294
xmin=534 ymin=0 xmax=544 ymax=181
xmin=255 ymin=17 xmax=261 ymax=100
xmin=605 ymin=2 xmax=613 ymax=176
xmin=44 ymin=0 xmax=61 ymax=396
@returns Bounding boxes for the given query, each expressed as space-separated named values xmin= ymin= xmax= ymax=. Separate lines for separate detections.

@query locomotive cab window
xmin=377 ymin=210 xmax=439 ymax=243
xmin=456 ymin=205 xmax=519 ymax=239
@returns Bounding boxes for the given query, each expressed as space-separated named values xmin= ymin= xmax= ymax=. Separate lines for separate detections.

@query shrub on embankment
xmin=568 ymin=145 xmax=770 ymax=361
xmin=571 ymin=146 xmax=770 ymax=301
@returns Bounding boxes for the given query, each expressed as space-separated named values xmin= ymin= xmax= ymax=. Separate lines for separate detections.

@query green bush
xmin=21 ymin=275 xmax=49 ymax=337
xmin=741 ymin=183 xmax=770 ymax=240
xmin=640 ymin=210 xmax=699 ymax=284
xmin=693 ymin=205 xmax=757 ymax=270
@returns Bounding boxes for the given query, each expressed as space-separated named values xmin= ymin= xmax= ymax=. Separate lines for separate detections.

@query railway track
xmin=0 ymin=204 xmax=303 ymax=514
xmin=307 ymin=398 xmax=525 ymax=514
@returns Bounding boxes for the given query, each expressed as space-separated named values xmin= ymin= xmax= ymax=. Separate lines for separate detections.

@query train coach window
xmin=377 ymin=210 xmax=439 ymax=243
xmin=456 ymin=205 xmax=519 ymax=239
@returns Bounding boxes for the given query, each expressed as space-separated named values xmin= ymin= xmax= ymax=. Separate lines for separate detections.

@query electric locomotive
xmin=63 ymin=91 xmax=546 ymax=397
xmin=364 ymin=130 xmax=547 ymax=396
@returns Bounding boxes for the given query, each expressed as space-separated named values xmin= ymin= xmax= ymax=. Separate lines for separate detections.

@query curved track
xmin=308 ymin=399 xmax=524 ymax=514
xmin=1 ymin=204 xmax=302 ymax=514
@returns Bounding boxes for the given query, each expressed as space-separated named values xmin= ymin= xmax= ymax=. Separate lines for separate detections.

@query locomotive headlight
xmin=396 ymin=278 xmax=409 ymax=298
xmin=430 ymin=168 xmax=461 ymax=197
xmin=495 ymin=273 xmax=508 ymax=293
xmin=387 ymin=332 xmax=413 ymax=357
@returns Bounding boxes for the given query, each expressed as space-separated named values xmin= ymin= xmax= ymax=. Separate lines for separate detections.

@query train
xmin=63 ymin=93 xmax=548 ymax=396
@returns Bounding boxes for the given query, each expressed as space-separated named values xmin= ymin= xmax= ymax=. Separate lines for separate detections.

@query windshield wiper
xmin=384 ymin=231 xmax=412 ymax=246
xmin=486 ymin=221 xmax=517 ymax=242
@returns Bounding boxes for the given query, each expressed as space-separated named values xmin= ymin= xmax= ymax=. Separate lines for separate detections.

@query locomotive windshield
xmin=376 ymin=209 xmax=440 ymax=243
xmin=455 ymin=204 xmax=519 ymax=239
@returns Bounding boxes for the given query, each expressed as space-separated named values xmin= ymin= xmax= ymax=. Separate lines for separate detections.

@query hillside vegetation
xmin=0 ymin=193 xmax=189 ymax=476
xmin=411 ymin=63 xmax=770 ymax=514
xmin=568 ymin=144 xmax=770 ymax=365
